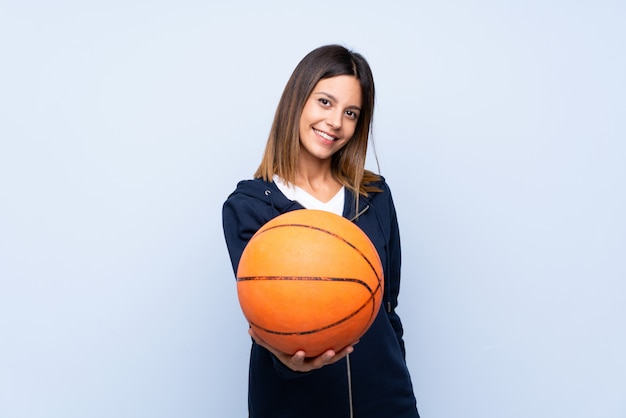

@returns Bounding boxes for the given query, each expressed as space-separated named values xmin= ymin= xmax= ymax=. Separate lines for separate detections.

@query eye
xmin=345 ymin=110 xmax=359 ymax=120
xmin=318 ymin=98 xmax=331 ymax=106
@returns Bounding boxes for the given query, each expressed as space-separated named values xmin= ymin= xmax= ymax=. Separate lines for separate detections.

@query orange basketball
xmin=236 ymin=209 xmax=384 ymax=357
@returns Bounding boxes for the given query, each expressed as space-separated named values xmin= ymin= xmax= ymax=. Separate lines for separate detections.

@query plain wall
xmin=1 ymin=1 xmax=624 ymax=417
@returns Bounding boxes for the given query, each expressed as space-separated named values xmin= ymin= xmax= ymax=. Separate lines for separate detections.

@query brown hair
xmin=254 ymin=44 xmax=381 ymax=196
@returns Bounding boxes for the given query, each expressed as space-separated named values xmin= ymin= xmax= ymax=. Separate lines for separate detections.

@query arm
xmin=222 ymin=194 xmax=269 ymax=275
xmin=222 ymin=191 xmax=356 ymax=375
xmin=384 ymin=183 xmax=407 ymax=358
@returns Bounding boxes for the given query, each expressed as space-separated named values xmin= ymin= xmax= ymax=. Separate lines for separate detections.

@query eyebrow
xmin=314 ymin=91 xmax=362 ymax=111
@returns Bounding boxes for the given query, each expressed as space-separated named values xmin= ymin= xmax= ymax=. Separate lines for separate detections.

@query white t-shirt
xmin=273 ymin=175 xmax=344 ymax=216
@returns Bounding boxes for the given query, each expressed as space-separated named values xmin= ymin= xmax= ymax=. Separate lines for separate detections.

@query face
xmin=298 ymin=75 xmax=362 ymax=165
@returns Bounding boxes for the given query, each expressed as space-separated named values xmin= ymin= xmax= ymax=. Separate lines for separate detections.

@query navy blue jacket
xmin=223 ymin=177 xmax=419 ymax=418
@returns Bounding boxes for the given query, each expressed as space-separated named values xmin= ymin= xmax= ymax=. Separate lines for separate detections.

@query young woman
xmin=222 ymin=45 xmax=420 ymax=418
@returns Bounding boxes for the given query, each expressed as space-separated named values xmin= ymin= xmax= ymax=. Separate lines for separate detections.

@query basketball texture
xmin=236 ymin=209 xmax=384 ymax=357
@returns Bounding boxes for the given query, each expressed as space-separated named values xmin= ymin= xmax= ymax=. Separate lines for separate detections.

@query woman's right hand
xmin=248 ymin=328 xmax=357 ymax=372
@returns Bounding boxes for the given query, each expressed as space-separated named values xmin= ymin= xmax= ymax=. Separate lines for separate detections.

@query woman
xmin=222 ymin=45 xmax=420 ymax=418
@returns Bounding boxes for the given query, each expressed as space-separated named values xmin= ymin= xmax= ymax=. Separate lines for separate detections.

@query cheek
xmin=345 ymin=122 xmax=358 ymax=140
xmin=298 ymin=111 xmax=309 ymax=136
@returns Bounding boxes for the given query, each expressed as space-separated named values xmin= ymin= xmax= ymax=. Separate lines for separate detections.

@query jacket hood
xmin=228 ymin=178 xmax=303 ymax=215
xmin=229 ymin=177 xmax=382 ymax=221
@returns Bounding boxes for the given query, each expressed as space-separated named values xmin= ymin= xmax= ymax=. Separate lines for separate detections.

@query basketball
xmin=236 ymin=209 xmax=384 ymax=357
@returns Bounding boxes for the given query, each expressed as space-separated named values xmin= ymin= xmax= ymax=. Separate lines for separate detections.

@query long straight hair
xmin=254 ymin=45 xmax=381 ymax=197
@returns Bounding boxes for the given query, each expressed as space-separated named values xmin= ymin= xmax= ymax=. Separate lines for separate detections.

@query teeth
xmin=314 ymin=129 xmax=336 ymax=141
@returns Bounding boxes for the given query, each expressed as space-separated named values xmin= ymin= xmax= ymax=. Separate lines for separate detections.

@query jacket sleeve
xmin=222 ymin=192 xmax=270 ymax=276
xmin=384 ymin=182 xmax=407 ymax=358
xmin=222 ymin=189 xmax=316 ymax=379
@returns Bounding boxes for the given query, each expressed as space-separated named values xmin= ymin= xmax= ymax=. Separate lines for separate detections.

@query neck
xmin=295 ymin=155 xmax=342 ymax=203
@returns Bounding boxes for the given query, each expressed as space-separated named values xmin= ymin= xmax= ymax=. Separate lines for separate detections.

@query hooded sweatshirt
xmin=222 ymin=177 xmax=419 ymax=418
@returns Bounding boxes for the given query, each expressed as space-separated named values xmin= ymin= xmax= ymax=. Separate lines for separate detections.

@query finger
xmin=309 ymin=350 xmax=336 ymax=369
xmin=321 ymin=346 xmax=354 ymax=366
xmin=342 ymin=345 xmax=356 ymax=355
xmin=290 ymin=351 xmax=306 ymax=367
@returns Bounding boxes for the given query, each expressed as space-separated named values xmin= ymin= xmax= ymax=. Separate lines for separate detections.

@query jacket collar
xmin=233 ymin=177 xmax=373 ymax=221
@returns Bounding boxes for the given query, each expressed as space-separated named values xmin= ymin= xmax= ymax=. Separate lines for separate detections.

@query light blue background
xmin=1 ymin=1 xmax=624 ymax=417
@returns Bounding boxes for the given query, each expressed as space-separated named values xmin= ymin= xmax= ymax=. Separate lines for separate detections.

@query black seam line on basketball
xmin=237 ymin=276 xmax=383 ymax=303
xmin=253 ymin=223 xmax=383 ymax=285
xmin=248 ymin=293 xmax=377 ymax=336
xmin=238 ymin=275 xmax=381 ymax=333
xmin=236 ymin=276 xmax=374 ymax=294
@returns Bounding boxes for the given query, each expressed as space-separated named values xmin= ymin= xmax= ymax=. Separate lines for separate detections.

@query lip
xmin=313 ymin=128 xmax=338 ymax=143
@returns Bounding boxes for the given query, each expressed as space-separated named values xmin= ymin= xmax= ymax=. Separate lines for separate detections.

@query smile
xmin=314 ymin=128 xmax=338 ymax=141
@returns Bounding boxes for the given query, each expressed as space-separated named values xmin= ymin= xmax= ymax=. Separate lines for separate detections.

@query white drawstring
xmin=346 ymin=353 xmax=354 ymax=418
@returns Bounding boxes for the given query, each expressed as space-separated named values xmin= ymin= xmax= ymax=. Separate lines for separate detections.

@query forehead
xmin=312 ymin=75 xmax=362 ymax=106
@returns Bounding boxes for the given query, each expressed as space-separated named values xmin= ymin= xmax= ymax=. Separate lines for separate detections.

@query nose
xmin=326 ymin=109 xmax=342 ymax=130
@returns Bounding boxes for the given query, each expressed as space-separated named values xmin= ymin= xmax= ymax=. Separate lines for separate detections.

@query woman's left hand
xmin=248 ymin=327 xmax=356 ymax=372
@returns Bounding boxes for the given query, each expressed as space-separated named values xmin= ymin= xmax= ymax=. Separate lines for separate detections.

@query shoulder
xmin=223 ymin=178 xmax=269 ymax=216
xmin=363 ymin=176 xmax=400 ymax=229
xmin=365 ymin=175 xmax=394 ymax=201
xmin=227 ymin=178 xmax=272 ymax=197
xmin=222 ymin=177 xmax=298 ymax=227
